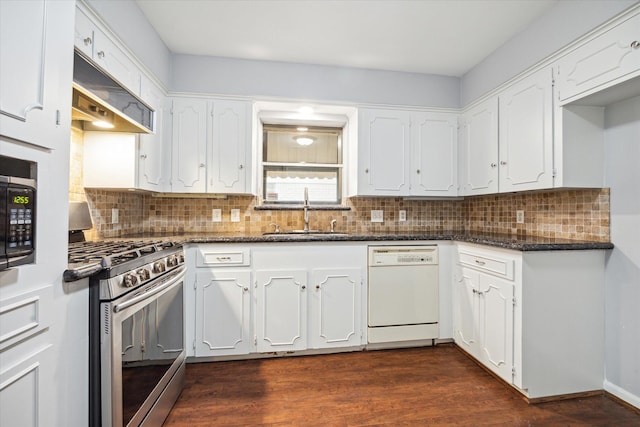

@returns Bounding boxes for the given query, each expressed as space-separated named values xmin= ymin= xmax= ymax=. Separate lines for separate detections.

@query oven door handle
xmin=113 ymin=266 xmax=185 ymax=313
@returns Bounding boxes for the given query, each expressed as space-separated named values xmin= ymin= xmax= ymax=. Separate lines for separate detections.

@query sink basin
xmin=263 ymin=230 xmax=349 ymax=237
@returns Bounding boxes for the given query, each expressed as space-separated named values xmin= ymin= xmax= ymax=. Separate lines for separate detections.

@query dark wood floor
xmin=164 ymin=345 xmax=640 ymax=426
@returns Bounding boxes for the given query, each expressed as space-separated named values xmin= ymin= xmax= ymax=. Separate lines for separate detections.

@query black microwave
xmin=1 ymin=156 xmax=36 ymax=271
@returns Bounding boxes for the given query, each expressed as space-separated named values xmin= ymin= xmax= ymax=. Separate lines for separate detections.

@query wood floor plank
xmin=163 ymin=345 xmax=640 ymax=426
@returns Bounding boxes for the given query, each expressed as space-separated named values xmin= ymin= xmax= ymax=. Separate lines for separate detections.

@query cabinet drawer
xmin=458 ymin=250 xmax=514 ymax=280
xmin=196 ymin=248 xmax=251 ymax=267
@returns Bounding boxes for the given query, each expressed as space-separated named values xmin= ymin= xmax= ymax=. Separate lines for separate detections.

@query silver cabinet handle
xmin=199 ymin=163 xmax=205 ymax=167
xmin=216 ymin=256 xmax=231 ymax=261
xmin=500 ymin=161 xmax=507 ymax=166
xmin=140 ymin=154 xmax=147 ymax=159
xmin=97 ymin=50 xmax=105 ymax=59
xmin=490 ymin=162 xmax=497 ymax=168
xmin=631 ymin=40 xmax=640 ymax=49
xmin=83 ymin=37 xmax=92 ymax=46
xmin=475 ymin=259 xmax=486 ymax=265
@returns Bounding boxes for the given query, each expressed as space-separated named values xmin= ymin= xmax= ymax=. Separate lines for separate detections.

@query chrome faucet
xmin=303 ymin=187 xmax=310 ymax=232
xmin=330 ymin=219 xmax=337 ymax=233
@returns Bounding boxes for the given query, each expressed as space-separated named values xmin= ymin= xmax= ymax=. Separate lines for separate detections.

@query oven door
xmin=101 ymin=266 xmax=186 ymax=427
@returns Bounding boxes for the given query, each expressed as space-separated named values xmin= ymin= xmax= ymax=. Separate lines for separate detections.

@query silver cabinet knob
xmin=631 ymin=40 xmax=640 ymax=49
xmin=243 ymin=287 xmax=249 ymax=292
xmin=199 ymin=163 xmax=205 ymax=167
xmin=416 ymin=169 xmax=420 ymax=174
xmin=301 ymin=285 xmax=306 ymax=290
xmin=97 ymin=50 xmax=105 ymax=59
xmin=239 ymin=164 xmax=244 ymax=169
xmin=500 ymin=161 xmax=507 ymax=165
xmin=490 ymin=162 xmax=497 ymax=168
xmin=83 ymin=37 xmax=92 ymax=46
xmin=140 ymin=154 xmax=147 ymax=159
xmin=364 ymin=168 xmax=369 ymax=173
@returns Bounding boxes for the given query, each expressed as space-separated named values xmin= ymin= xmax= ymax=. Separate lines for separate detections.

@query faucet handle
xmin=269 ymin=223 xmax=280 ymax=233
xmin=330 ymin=219 xmax=337 ymax=233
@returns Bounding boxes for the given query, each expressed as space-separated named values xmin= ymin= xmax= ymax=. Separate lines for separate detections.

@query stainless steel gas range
xmin=69 ymin=241 xmax=186 ymax=427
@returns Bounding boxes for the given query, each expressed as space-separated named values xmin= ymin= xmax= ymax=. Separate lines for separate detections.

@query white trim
xmin=604 ymin=379 xmax=640 ymax=410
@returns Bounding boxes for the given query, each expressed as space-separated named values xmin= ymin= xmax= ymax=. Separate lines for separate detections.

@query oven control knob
xmin=166 ymin=255 xmax=178 ymax=267
xmin=153 ymin=261 xmax=166 ymax=273
xmin=136 ymin=268 xmax=151 ymax=281
xmin=178 ymin=254 xmax=185 ymax=264
xmin=122 ymin=274 xmax=138 ymax=288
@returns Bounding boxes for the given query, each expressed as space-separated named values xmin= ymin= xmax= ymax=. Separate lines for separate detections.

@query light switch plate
xmin=111 ymin=208 xmax=119 ymax=224
xmin=230 ymin=209 xmax=241 ymax=223
xmin=399 ymin=210 xmax=407 ymax=222
xmin=371 ymin=210 xmax=384 ymax=223
xmin=516 ymin=210 xmax=525 ymax=224
xmin=212 ymin=209 xmax=222 ymax=222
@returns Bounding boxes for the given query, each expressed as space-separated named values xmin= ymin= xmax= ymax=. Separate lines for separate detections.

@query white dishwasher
xmin=368 ymin=245 xmax=439 ymax=344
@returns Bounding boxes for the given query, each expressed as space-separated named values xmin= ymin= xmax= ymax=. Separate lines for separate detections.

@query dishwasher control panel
xmin=369 ymin=245 xmax=438 ymax=266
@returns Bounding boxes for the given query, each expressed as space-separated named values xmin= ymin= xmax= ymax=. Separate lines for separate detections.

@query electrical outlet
xmin=371 ymin=210 xmax=384 ymax=223
xmin=212 ymin=209 xmax=222 ymax=222
xmin=111 ymin=208 xmax=119 ymax=224
xmin=399 ymin=210 xmax=407 ymax=222
xmin=516 ymin=210 xmax=525 ymax=224
xmin=230 ymin=209 xmax=240 ymax=223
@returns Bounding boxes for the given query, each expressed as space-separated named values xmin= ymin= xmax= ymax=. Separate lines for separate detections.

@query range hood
xmin=72 ymin=51 xmax=154 ymax=133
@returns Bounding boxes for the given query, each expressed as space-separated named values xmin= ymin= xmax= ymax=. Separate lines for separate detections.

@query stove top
xmin=68 ymin=240 xmax=185 ymax=300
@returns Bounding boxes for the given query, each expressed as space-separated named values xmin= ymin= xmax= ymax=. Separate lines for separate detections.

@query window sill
xmin=255 ymin=204 xmax=351 ymax=211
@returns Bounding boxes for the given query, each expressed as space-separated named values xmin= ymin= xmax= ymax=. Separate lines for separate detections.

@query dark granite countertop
xmin=64 ymin=231 xmax=613 ymax=281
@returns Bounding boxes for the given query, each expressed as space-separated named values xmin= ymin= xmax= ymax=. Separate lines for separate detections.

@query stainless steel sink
xmin=262 ymin=230 xmax=349 ymax=237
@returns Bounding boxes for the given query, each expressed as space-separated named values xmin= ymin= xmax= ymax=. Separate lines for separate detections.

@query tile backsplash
xmin=80 ymin=189 xmax=610 ymax=242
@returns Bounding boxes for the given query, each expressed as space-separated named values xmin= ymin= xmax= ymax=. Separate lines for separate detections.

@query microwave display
xmin=6 ymin=186 xmax=35 ymax=254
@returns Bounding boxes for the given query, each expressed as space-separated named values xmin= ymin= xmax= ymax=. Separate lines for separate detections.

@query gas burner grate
xmin=68 ymin=240 xmax=181 ymax=267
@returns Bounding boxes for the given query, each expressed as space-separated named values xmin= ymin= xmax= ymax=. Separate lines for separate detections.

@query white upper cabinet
xmin=170 ymin=98 xmax=208 ymax=192
xmin=208 ymin=99 xmax=252 ymax=194
xmin=498 ymin=67 xmax=554 ymax=192
xmin=411 ymin=112 xmax=458 ymax=197
xmin=356 ymin=108 xmax=458 ymax=197
xmin=74 ymin=6 xmax=141 ymax=96
xmin=459 ymin=98 xmax=499 ymax=196
xmin=0 ymin=0 xmax=75 ymax=149
xmin=138 ymin=77 xmax=167 ymax=191
xmin=556 ymin=11 xmax=640 ymax=104
xmin=357 ymin=108 xmax=412 ymax=196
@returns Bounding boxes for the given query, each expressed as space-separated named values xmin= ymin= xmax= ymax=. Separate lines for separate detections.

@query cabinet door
xmin=0 ymin=0 xmax=74 ymax=149
xmin=357 ymin=108 xmax=411 ymax=196
xmin=74 ymin=6 xmax=94 ymax=58
xmin=499 ymin=68 xmax=554 ymax=192
xmin=92 ymin=29 xmax=140 ymax=95
xmin=454 ymin=267 xmax=480 ymax=357
xmin=556 ymin=13 xmax=640 ymax=103
xmin=208 ymin=100 xmax=250 ymax=193
xmin=309 ymin=268 xmax=362 ymax=349
xmin=255 ymin=269 xmax=307 ymax=352
xmin=460 ymin=98 xmax=499 ymax=195
xmin=170 ymin=98 xmax=208 ymax=192
xmin=195 ymin=270 xmax=252 ymax=356
xmin=138 ymin=77 xmax=166 ymax=191
xmin=411 ymin=112 xmax=458 ymax=196
xmin=478 ymin=274 xmax=514 ymax=383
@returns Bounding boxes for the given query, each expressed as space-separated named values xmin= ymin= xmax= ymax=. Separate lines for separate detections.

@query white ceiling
xmin=136 ymin=0 xmax=557 ymax=77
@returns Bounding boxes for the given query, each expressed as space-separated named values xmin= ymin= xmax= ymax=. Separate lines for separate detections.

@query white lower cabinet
xmin=453 ymin=243 xmax=606 ymax=399
xmin=195 ymin=270 xmax=253 ymax=356
xmin=187 ymin=243 xmax=366 ymax=358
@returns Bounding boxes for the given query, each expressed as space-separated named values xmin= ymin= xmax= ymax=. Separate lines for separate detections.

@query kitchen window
xmin=262 ymin=124 xmax=343 ymax=204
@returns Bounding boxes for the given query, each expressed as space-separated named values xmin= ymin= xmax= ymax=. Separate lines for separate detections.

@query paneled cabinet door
xmin=309 ymin=268 xmax=362 ymax=349
xmin=255 ymin=269 xmax=308 ymax=353
xmin=208 ymin=100 xmax=251 ymax=193
xmin=138 ymin=78 xmax=166 ymax=191
xmin=195 ymin=271 xmax=252 ymax=356
xmin=357 ymin=108 xmax=411 ymax=196
xmin=454 ymin=267 xmax=480 ymax=357
xmin=498 ymin=68 xmax=554 ymax=192
xmin=0 ymin=0 xmax=74 ymax=149
xmin=459 ymin=98 xmax=499 ymax=196
xmin=91 ymin=23 xmax=140 ymax=95
xmin=478 ymin=273 xmax=514 ymax=383
xmin=556 ymin=12 xmax=640 ymax=103
xmin=170 ymin=98 xmax=208 ymax=192
xmin=411 ymin=112 xmax=458 ymax=196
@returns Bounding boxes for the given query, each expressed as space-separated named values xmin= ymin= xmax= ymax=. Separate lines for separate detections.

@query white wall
xmin=172 ymin=54 xmax=460 ymax=108
xmin=603 ymin=95 xmax=640 ymax=408
xmin=461 ymin=0 xmax=638 ymax=106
